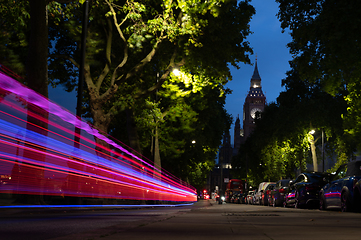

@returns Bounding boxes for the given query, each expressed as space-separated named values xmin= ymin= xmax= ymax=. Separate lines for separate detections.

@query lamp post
xmin=322 ymin=129 xmax=325 ymax=172
xmin=309 ymin=130 xmax=318 ymax=172
xmin=219 ymin=155 xmax=223 ymax=204
xmin=309 ymin=129 xmax=325 ymax=172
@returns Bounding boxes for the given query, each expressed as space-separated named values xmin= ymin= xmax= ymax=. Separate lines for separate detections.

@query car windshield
xmin=308 ymin=174 xmax=330 ymax=183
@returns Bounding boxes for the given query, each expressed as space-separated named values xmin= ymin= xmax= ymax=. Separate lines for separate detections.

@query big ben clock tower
xmin=243 ymin=59 xmax=266 ymax=139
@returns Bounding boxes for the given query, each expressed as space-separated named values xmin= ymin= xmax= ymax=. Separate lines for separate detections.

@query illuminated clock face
xmin=250 ymin=108 xmax=262 ymax=119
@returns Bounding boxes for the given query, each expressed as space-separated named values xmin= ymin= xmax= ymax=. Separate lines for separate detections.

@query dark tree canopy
xmin=1 ymin=0 xmax=255 ymax=189
xmin=276 ymin=0 xmax=361 ymax=148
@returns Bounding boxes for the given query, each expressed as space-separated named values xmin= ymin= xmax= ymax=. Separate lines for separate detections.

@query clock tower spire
xmin=242 ymin=58 xmax=266 ymax=139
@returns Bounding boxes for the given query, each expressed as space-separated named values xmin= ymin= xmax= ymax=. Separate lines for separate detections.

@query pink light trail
xmin=0 ymin=73 xmax=197 ymax=204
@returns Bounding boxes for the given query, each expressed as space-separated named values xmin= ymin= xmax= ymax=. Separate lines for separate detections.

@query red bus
xmin=225 ymin=179 xmax=245 ymax=203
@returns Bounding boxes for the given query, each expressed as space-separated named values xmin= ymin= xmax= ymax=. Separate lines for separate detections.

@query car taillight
xmin=279 ymin=188 xmax=285 ymax=193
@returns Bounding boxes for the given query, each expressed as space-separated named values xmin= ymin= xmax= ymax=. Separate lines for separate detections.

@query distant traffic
xmin=214 ymin=162 xmax=361 ymax=213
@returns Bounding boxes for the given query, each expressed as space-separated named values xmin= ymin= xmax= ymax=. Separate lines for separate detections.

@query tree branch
xmin=105 ymin=0 xmax=129 ymax=86
xmin=96 ymin=17 xmax=113 ymax=91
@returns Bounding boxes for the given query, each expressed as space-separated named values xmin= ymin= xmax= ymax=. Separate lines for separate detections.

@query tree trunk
xmin=154 ymin=125 xmax=161 ymax=169
xmin=90 ymin=100 xmax=112 ymax=156
xmin=27 ymin=0 xmax=48 ymax=97
xmin=16 ymin=0 xmax=49 ymax=205
xmin=310 ymin=138 xmax=318 ymax=172
xmin=153 ymin=124 xmax=161 ymax=178
xmin=125 ymin=108 xmax=147 ymax=203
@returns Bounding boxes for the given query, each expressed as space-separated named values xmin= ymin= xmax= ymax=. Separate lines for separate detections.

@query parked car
xmin=284 ymin=172 xmax=332 ymax=208
xmin=246 ymin=190 xmax=255 ymax=204
xmin=269 ymin=179 xmax=291 ymax=207
xmin=254 ymin=182 xmax=274 ymax=205
xmin=320 ymin=161 xmax=361 ymax=212
xmin=262 ymin=183 xmax=276 ymax=206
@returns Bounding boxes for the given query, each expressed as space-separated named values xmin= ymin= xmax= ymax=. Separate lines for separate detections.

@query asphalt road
xmin=1 ymin=200 xmax=361 ymax=240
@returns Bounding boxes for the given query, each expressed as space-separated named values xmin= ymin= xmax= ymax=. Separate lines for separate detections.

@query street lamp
xmin=308 ymin=129 xmax=318 ymax=172
xmin=172 ymin=68 xmax=180 ymax=76
xmin=322 ymin=129 xmax=325 ymax=172
xmin=308 ymin=129 xmax=325 ymax=172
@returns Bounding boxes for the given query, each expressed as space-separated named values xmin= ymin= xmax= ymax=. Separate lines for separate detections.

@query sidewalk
xmin=96 ymin=200 xmax=268 ymax=240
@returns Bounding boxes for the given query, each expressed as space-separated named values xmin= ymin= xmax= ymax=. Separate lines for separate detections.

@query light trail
xmin=0 ymin=202 xmax=194 ymax=209
xmin=0 ymin=73 xmax=197 ymax=204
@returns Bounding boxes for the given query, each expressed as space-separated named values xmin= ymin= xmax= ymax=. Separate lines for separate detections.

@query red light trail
xmin=0 ymin=73 xmax=197 ymax=205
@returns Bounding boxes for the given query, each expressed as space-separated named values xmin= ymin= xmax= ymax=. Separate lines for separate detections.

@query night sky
xmin=225 ymin=0 xmax=292 ymax=141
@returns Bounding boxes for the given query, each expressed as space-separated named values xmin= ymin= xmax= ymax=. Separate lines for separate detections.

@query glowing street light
xmin=172 ymin=68 xmax=180 ymax=76
xmin=308 ymin=129 xmax=318 ymax=172
xmin=308 ymin=129 xmax=325 ymax=171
